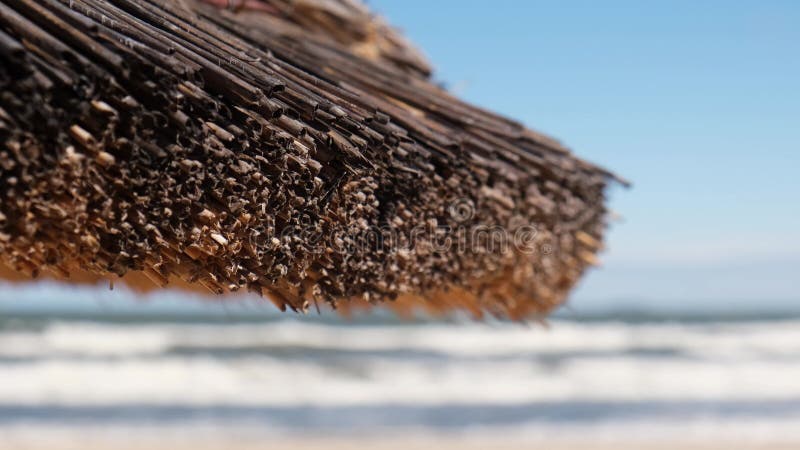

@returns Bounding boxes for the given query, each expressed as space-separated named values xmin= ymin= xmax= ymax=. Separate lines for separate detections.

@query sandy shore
xmin=3 ymin=435 xmax=798 ymax=450
xmin=5 ymin=442 xmax=799 ymax=450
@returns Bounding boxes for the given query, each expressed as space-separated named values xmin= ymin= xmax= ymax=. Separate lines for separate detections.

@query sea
xmin=1 ymin=283 xmax=800 ymax=446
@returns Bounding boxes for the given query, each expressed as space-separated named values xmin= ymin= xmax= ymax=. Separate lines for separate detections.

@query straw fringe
xmin=0 ymin=0 xmax=622 ymax=319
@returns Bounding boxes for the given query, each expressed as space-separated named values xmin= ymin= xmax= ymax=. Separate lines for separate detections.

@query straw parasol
xmin=0 ymin=0 xmax=625 ymax=319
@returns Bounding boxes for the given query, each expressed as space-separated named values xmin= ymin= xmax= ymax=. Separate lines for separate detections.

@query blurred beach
xmin=1 ymin=287 xmax=800 ymax=449
xmin=1 ymin=0 xmax=798 ymax=448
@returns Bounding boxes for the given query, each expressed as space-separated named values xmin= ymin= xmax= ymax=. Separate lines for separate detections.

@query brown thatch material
xmin=0 ymin=0 xmax=624 ymax=319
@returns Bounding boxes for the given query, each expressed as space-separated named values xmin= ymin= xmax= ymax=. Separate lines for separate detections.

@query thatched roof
xmin=0 ymin=0 xmax=624 ymax=319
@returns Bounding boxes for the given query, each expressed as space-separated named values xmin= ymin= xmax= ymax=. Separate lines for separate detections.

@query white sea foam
xmin=5 ymin=318 xmax=800 ymax=358
xmin=1 ymin=318 xmax=800 ymax=407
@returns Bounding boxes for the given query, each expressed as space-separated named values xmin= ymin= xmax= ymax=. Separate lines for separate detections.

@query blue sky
xmin=370 ymin=0 xmax=799 ymax=307
xmin=2 ymin=1 xmax=797 ymax=314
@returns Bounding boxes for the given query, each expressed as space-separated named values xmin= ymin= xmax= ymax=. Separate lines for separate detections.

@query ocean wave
xmin=2 ymin=403 xmax=800 ymax=445
xmin=1 ymin=348 xmax=800 ymax=406
xmin=1 ymin=318 xmax=800 ymax=409
xmin=2 ymin=319 xmax=800 ymax=358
